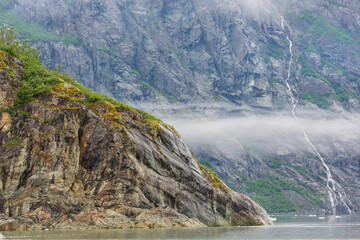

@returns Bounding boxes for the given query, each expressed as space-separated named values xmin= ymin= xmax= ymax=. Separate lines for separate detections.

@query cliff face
xmin=0 ymin=50 xmax=271 ymax=231
xmin=1 ymin=0 xmax=360 ymax=214
xmin=3 ymin=0 xmax=359 ymax=115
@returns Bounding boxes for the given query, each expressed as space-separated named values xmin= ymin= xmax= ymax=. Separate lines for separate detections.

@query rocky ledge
xmin=0 ymin=51 xmax=271 ymax=231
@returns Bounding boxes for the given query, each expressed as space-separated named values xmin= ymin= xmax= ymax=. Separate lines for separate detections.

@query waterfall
xmin=280 ymin=16 xmax=353 ymax=215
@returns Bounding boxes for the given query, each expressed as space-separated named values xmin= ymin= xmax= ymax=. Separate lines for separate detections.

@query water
xmin=2 ymin=215 xmax=360 ymax=240
xmin=280 ymin=16 xmax=352 ymax=215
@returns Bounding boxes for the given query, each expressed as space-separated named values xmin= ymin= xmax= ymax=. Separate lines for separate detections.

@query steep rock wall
xmin=0 ymin=51 xmax=271 ymax=230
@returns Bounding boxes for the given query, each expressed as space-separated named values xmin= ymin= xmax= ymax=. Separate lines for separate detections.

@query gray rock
xmin=0 ymin=52 xmax=272 ymax=231
xmin=3 ymin=0 xmax=360 ymax=215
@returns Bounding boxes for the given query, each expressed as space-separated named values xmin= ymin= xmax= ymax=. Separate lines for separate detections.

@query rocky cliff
xmin=0 ymin=49 xmax=271 ymax=231
xmin=1 ymin=0 xmax=359 ymax=114
xmin=0 ymin=0 xmax=359 ymax=215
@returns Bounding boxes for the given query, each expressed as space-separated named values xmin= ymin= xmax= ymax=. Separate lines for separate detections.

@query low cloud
xmin=166 ymin=112 xmax=360 ymax=159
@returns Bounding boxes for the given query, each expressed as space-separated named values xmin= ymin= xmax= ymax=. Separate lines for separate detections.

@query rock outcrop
xmin=0 ymin=50 xmax=272 ymax=231
xmin=2 ymin=0 xmax=359 ymax=215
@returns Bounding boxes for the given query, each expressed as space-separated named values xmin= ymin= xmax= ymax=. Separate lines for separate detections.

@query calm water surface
xmin=2 ymin=215 xmax=360 ymax=240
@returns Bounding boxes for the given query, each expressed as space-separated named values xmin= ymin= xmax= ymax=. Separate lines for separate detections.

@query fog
xmin=166 ymin=113 xmax=360 ymax=158
xmin=215 ymin=0 xmax=282 ymax=22
xmin=217 ymin=0 xmax=275 ymax=11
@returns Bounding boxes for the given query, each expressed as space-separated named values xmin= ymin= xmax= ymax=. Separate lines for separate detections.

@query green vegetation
xmin=331 ymin=1 xmax=347 ymax=8
xmin=236 ymin=172 xmax=247 ymax=181
xmin=268 ymin=42 xmax=287 ymax=60
xmin=16 ymin=64 xmax=62 ymax=105
xmin=203 ymin=165 xmax=218 ymax=178
xmin=312 ymin=55 xmax=360 ymax=103
xmin=57 ymin=75 xmax=159 ymax=123
xmin=245 ymin=175 xmax=323 ymax=213
xmin=270 ymin=77 xmax=285 ymax=86
xmin=0 ymin=107 xmax=9 ymax=113
xmin=276 ymin=103 xmax=286 ymax=110
xmin=248 ymin=21 xmax=260 ymax=31
xmin=263 ymin=155 xmax=291 ymax=169
xmin=213 ymin=95 xmax=228 ymax=102
xmin=342 ymin=70 xmax=359 ymax=82
xmin=264 ymin=57 xmax=270 ymax=64
xmin=0 ymin=107 xmax=14 ymax=115
xmin=305 ymin=153 xmax=319 ymax=161
xmin=0 ymin=27 xmax=159 ymax=123
xmin=320 ymin=58 xmax=335 ymax=70
xmin=4 ymin=137 xmax=20 ymax=147
xmin=300 ymin=12 xmax=355 ymax=44
xmin=128 ymin=69 xmax=140 ymax=76
xmin=0 ymin=27 xmax=58 ymax=104
xmin=0 ymin=1 xmax=82 ymax=45
xmin=299 ymin=91 xmax=330 ymax=109
xmin=245 ymin=176 xmax=297 ymax=213
xmin=304 ymin=43 xmax=320 ymax=54
xmin=63 ymin=0 xmax=75 ymax=7
xmin=198 ymin=158 xmax=219 ymax=177
xmin=296 ymin=60 xmax=356 ymax=107
xmin=139 ymin=81 xmax=182 ymax=103
xmin=198 ymin=158 xmax=213 ymax=169
xmin=299 ymin=57 xmax=318 ymax=78
xmin=60 ymin=33 xmax=82 ymax=46
xmin=213 ymin=96 xmax=221 ymax=101
xmin=331 ymin=84 xmax=359 ymax=103
xmin=304 ymin=57 xmax=360 ymax=104
xmin=197 ymin=162 xmax=228 ymax=190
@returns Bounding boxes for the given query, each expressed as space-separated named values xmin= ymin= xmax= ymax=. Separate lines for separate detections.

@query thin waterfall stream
xmin=280 ymin=16 xmax=352 ymax=215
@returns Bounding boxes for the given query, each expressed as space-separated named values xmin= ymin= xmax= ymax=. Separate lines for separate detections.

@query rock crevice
xmin=0 ymin=52 xmax=271 ymax=231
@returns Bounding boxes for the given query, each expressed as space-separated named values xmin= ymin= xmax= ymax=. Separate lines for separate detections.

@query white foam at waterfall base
xmin=281 ymin=16 xmax=352 ymax=215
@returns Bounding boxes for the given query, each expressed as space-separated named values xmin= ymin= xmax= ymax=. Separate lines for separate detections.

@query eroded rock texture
xmin=0 ymin=52 xmax=271 ymax=230
xmin=5 ymin=0 xmax=360 ymax=115
xmin=2 ymin=0 xmax=359 ymax=215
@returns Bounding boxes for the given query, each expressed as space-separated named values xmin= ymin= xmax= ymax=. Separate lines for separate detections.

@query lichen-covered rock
xmin=0 ymin=52 xmax=271 ymax=230
xmin=2 ymin=0 xmax=359 ymax=215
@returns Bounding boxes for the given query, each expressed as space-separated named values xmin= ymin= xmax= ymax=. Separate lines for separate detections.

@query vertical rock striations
xmin=5 ymin=0 xmax=360 ymax=115
xmin=0 ymin=51 xmax=271 ymax=230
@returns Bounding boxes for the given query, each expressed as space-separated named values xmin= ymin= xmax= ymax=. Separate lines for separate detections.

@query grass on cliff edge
xmin=0 ymin=27 xmax=158 ymax=123
xmin=0 ymin=28 xmax=235 ymax=193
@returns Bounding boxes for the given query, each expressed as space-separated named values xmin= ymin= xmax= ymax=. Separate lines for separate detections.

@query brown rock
xmin=0 ymin=217 xmax=34 ymax=231
xmin=0 ymin=51 xmax=272 ymax=231
xmin=0 ymin=112 xmax=11 ymax=133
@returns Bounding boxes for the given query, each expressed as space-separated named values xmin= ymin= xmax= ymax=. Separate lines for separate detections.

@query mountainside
xmin=1 ymin=0 xmax=359 ymax=114
xmin=173 ymin=114 xmax=360 ymax=214
xmin=1 ymin=0 xmax=360 ymax=215
xmin=0 ymin=45 xmax=271 ymax=231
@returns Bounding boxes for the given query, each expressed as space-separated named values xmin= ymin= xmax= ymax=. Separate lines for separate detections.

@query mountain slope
xmin=0 ymin=39 xmax=271 ymax=230
xmin=2 ymin=0 xmax=359 ymax=114
xmin=1 ymin=0 xmax=359 ymax=214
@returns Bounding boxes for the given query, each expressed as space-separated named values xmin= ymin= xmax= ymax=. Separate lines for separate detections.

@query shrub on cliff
xmin=1 ymin=27 xmax=61 ymax=104
xmin=0 ymin=27 xmax=159 ymax=123
xmin=0 ymin=27 xmax=38 ymax=62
